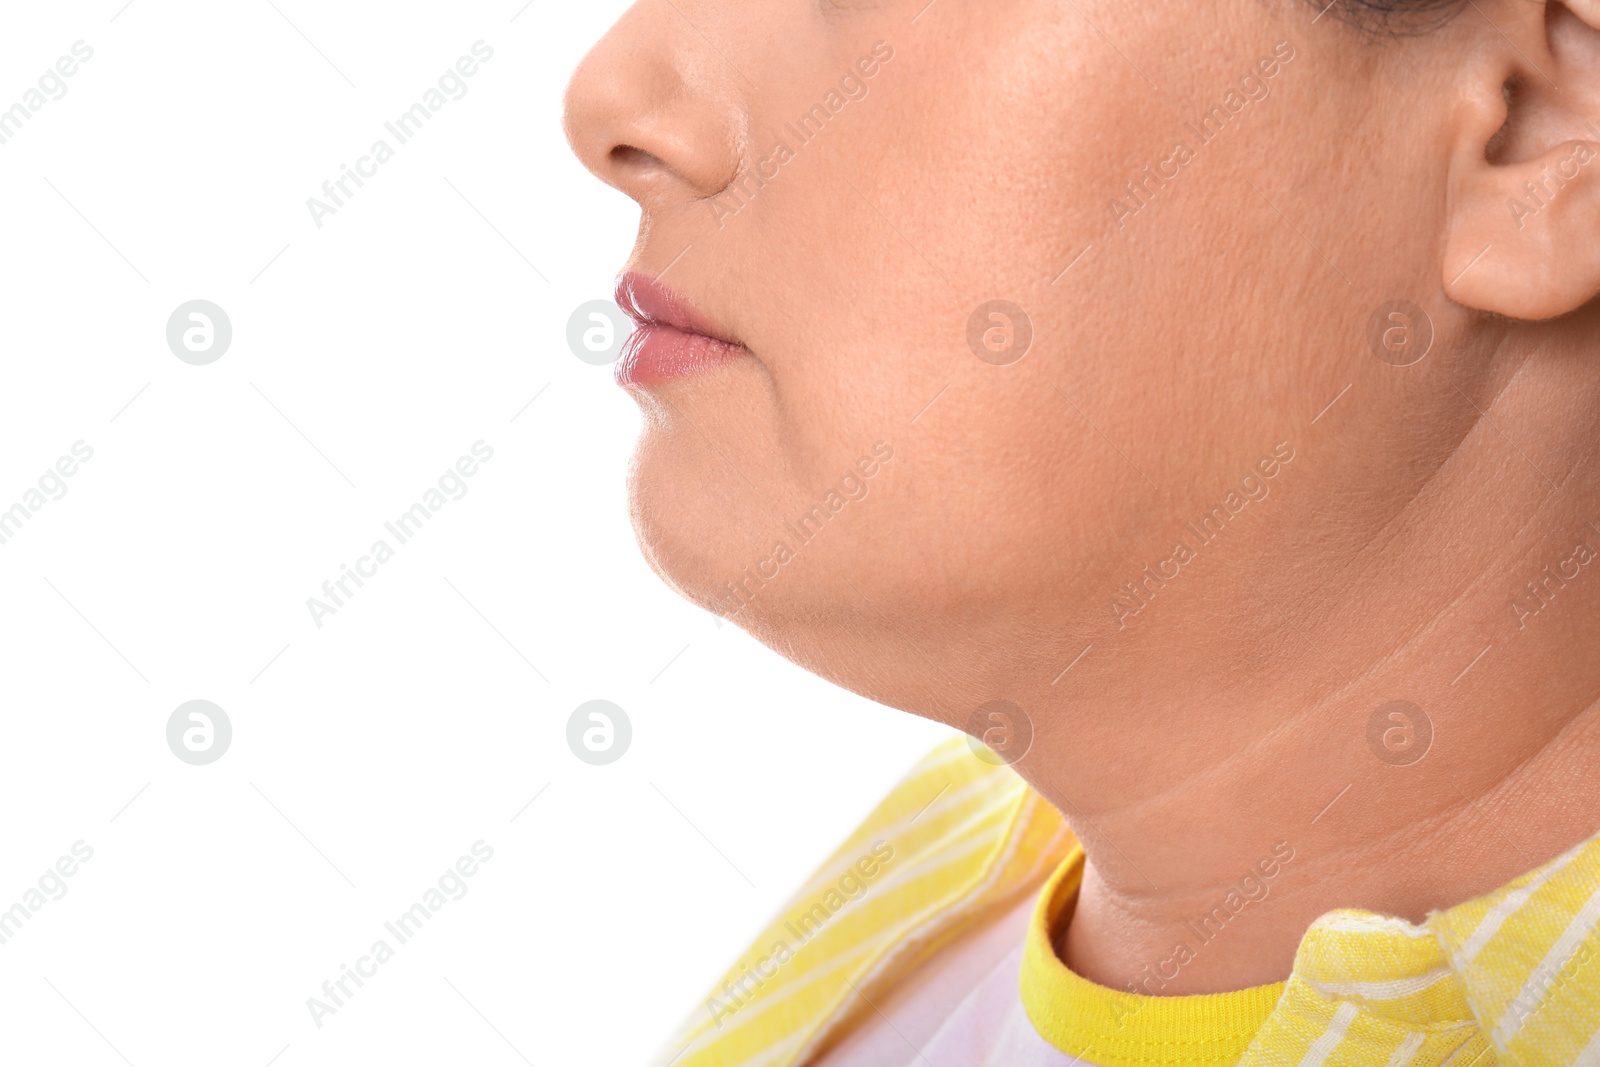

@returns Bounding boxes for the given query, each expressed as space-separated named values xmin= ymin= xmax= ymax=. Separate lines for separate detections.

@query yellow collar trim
xmin=1019 ymin=846 xmax=1288 ymax=1067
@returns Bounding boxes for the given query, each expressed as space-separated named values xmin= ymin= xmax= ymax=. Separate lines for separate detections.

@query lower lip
xmin=615 ymin=324 xmax=747 ymax=387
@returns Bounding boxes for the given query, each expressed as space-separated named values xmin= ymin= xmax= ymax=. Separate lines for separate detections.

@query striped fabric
xmin=651 ymin=737 xmax=1600 ymax=1067
xmin=649 ymin=738 xmax=1072 ymax=1067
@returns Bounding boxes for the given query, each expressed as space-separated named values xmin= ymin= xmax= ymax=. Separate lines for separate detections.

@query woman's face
xmin=564 ymin=0 xmax=1465 ymax=720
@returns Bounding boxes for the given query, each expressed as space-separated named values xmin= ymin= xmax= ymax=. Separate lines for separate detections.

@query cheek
xmin=683 ymin=10 xmax=1167 ymax=580
xmin=740 ymin=4 xmax=1186 ymax=433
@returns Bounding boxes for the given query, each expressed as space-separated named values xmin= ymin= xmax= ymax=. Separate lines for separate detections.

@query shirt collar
xmin=1021 ymin=831 xmax=1600 ymax=1067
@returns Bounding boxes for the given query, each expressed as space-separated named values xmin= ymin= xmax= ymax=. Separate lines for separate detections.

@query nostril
xmin=610 ymin=145 xmax=658 ymax=169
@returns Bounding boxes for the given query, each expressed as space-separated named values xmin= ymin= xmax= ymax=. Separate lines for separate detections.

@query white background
xmin=0 ymin=3 xmax=949 ymax=1064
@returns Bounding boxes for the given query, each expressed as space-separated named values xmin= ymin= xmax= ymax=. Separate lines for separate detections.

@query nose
xmin=563 ymin=2 xmax=746 ymax=211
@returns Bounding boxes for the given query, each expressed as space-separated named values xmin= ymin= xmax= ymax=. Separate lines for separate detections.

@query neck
xmin=1044 ymin=323 xmax=1600 ymax=993
xmin=1055 ymin=694 xmax=1600 ymax=994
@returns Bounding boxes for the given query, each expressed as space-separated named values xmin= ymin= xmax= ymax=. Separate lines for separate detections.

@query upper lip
xmin=614 ymin=270 xmax=742 ymax=347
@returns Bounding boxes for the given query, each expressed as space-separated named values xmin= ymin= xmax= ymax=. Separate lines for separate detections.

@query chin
xmin=624 ymin=428 xmax=878 ymax=621
xmin=625 ymin=429 xmax=767 ymax=617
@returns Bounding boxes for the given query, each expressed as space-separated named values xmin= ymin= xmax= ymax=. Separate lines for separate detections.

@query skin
xmin=565 ymin=0 xmax=1600 ymax=995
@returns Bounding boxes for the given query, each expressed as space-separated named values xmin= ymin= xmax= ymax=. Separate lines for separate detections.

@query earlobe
xmin=1445 ymin=135 xmax=1600 ymax=320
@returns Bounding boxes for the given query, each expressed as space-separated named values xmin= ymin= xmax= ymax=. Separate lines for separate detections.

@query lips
xmin=613 ymin=270 xmax=748 ymax=387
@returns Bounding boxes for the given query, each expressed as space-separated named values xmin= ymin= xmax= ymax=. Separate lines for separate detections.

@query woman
xmin=563 ymin=0 xmax=1600 ymax=1063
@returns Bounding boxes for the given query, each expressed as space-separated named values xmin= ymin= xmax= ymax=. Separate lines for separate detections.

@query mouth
xmin=613 ymin=270 xmax=749 ymax=387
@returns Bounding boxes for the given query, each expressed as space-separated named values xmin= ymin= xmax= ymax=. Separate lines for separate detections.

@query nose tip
xmin=563 ymin=4 xmax=745 ymax=209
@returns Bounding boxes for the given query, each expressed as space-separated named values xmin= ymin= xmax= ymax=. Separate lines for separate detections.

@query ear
xmin=1444 ymin=0 xmax=1600 ymax=320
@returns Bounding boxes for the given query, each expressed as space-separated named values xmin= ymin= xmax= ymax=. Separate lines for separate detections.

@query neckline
xmin=1018 ymin=845 xmax=1288 ymax=1067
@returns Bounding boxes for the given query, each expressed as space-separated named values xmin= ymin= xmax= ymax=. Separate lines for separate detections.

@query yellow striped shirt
xmin=653 ymin=737 xmax=1600 ymax=1067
